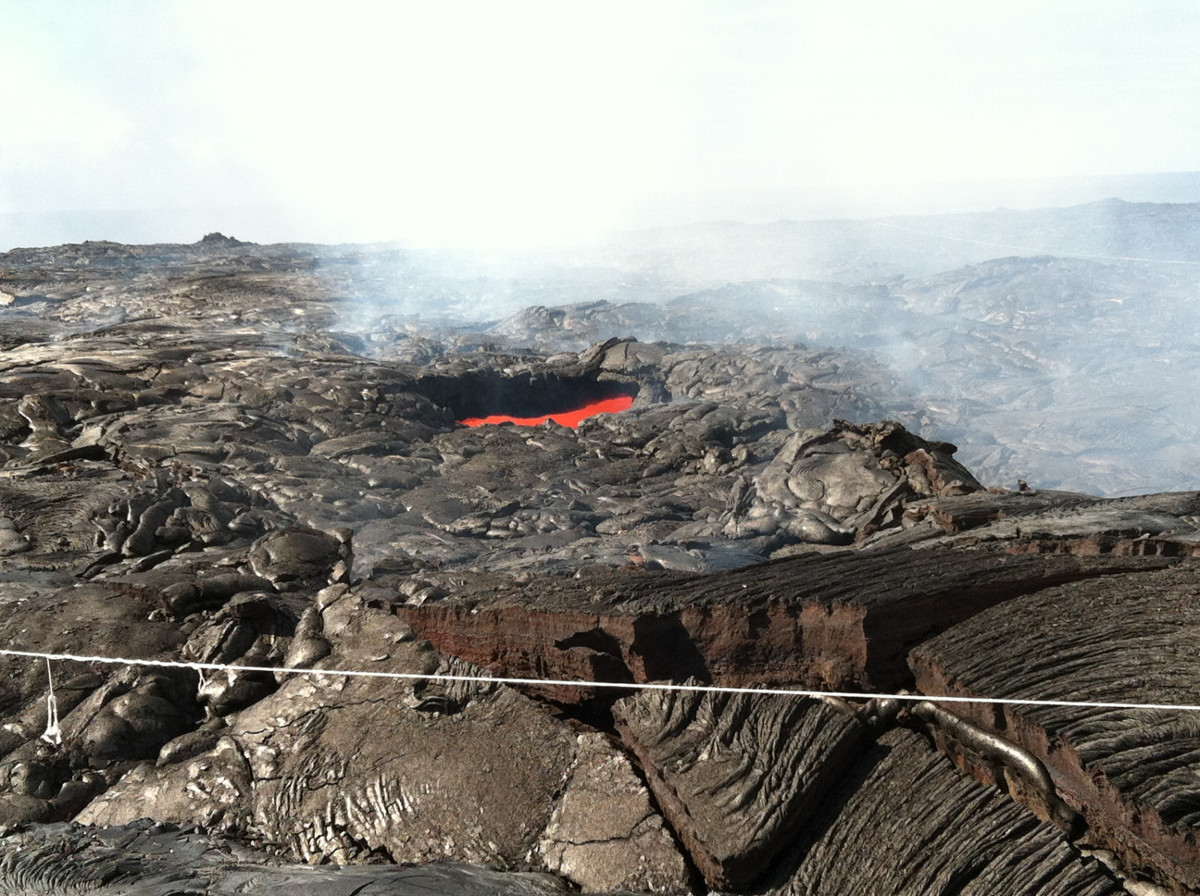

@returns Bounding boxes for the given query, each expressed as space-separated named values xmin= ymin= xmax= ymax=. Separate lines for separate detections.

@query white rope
xmin=41 ymin=657 xmax=62 ymax=746
xmin=2 ymin=647 xmax=1198 ymax=713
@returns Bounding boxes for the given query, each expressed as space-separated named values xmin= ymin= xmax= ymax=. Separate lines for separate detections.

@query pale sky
xmin=1 ymin=1 xmax=1198 ymax=248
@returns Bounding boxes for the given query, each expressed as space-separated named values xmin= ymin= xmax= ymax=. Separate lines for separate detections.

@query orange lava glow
xmin=459 ymin=394 xmax=634 ymax=428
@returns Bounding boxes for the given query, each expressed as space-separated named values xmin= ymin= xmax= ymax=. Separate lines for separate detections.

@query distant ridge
xmin=593 ymin=197 xmax=1200 ymax=283
xmin=623 ymin=171 xmax=1200 ymax=231
xmin=4 ymin=172 xmax=1200 ymax=253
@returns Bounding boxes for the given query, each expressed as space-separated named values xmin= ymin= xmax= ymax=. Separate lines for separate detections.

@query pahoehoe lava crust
xmin=0 ymin=234 xmax=1195 ymax=893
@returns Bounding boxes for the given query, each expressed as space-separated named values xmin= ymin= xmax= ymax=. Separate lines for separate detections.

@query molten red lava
xmin=459 ymin=394 xmax=634 ymax=428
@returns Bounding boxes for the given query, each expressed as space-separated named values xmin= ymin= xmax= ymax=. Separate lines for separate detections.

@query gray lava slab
xmin=910 ymin=563 xmax=1200 ymax=891
xmin=760 ymin=728 xmax=1124 ymax=896
xmin=538 ymin=732 xmax=692 ymax=894
xmin=78 ymin=593 xmax=580 ymax=871
xmin=614 ymin=687 xmax=867 ymax=891
xmin=0 ymin=820 xmax=569 ymax=895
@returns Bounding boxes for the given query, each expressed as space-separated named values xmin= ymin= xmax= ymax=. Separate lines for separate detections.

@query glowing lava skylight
xmin=458 ymin=394 xmax=634 ymax=428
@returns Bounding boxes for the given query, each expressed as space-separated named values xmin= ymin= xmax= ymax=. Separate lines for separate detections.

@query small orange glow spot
xmin=459 ymin=394 xmax=634 ymax=428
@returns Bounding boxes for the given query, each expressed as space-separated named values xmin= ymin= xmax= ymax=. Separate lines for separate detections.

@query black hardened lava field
xmin=0 ymin=230 xmax=1199 ymax=894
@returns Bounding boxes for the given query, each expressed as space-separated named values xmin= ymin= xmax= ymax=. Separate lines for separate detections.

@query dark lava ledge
xmin=396 ymin=547 xmax=1177 ymax=698
xmin=0 ymin=236 xmax=1196 ymax=893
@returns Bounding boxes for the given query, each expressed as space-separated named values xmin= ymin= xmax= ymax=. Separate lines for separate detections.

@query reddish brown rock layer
xmin=398 ymin=548 xmax=1177 ymax=697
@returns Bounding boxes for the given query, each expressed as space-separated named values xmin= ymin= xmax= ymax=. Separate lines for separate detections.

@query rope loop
xmin=41 ymin=658 xmax=61 ymax=746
